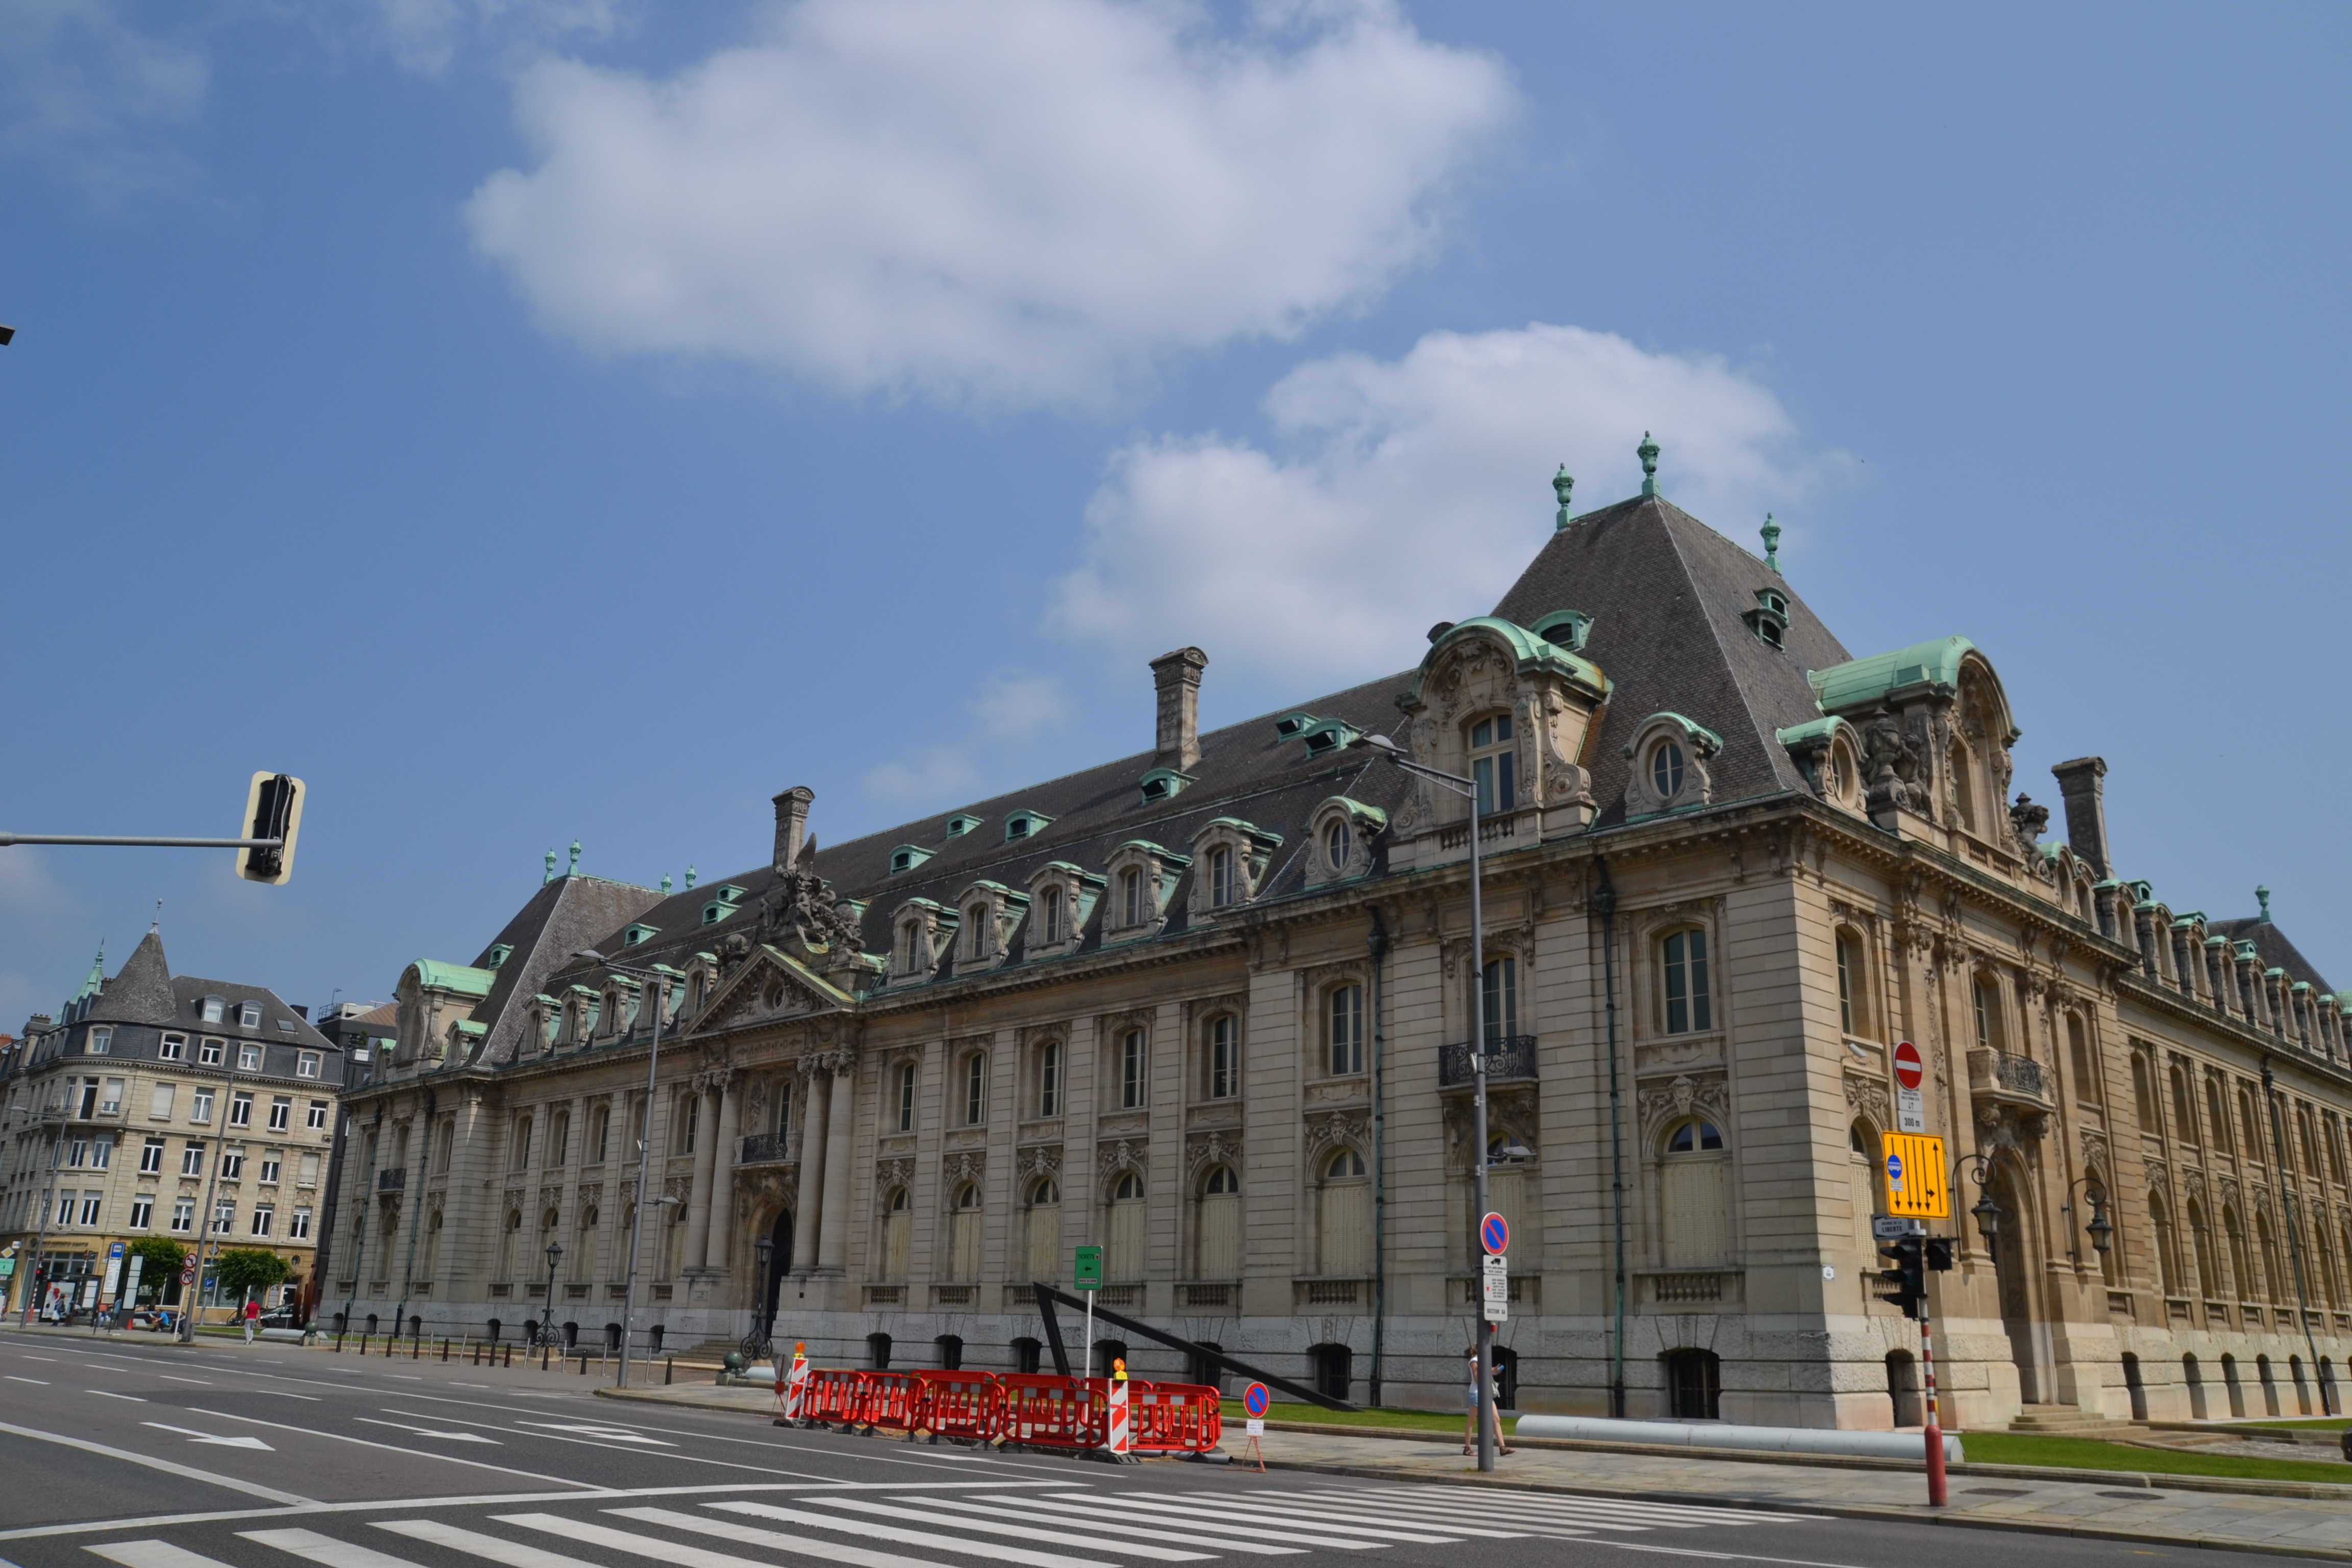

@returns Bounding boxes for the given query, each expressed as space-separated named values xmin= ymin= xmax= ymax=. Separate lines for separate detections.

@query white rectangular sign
xmin=1896 ymin=1086 xmax=1926 ymax=1134
xmin=1482 ymin=1297 xmax=1508 ymax=1324
xmin=1245 ymin=1417 xmax=1265 ymax=1437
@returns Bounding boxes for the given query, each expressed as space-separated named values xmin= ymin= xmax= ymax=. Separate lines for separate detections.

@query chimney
xmin=2051 ymin=756 xmax=2110 ymax=878
xmin=1150 ymin=647 xmax=1209 ymax=773
xmin=773 ymin=786 xmax=814 ymax=875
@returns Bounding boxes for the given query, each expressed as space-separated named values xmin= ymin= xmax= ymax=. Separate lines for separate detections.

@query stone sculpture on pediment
xmin=1303 ymin=1112 xmax=1369 ymax=1163
xmin=1862 ymin=706 xmax=1928 ymax=816
xmin=944 ymin=1150 xmax=986 ymax=1187
xmin=876 ymin=1158 xmax=912 ymax=1190
xmin=1844 ymin=1072 xmax=1892 ymax=1132
xmin=1185 ymin=1130 xmax=1242 ymax=1179
xmin=1016 ymin=1146 xmax=1062 ymax=1182
xmin=1635 ymin=1072 xmax=1728 ymax=1143
xmin=1096 ymin=1140 xmax=1146 ymax=1184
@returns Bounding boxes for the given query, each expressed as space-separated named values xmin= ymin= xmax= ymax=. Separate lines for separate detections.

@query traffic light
xmin=1924 ymin=1236 xmax=1955 ymax=1272
xmin=236 ymin=773 xmax=304 ymax=885
xmin=1875 ymin=1235 xmax=1927 ymax=1318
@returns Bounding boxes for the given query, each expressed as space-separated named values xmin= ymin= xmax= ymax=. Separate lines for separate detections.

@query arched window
xmin=2224 ymin=1206 xmax=2251 ymax=1299
xmin=963 ymin=906 xmax=988 ymax=961
xmin=1120 ymin=868 xmax=1147 ymax=927
xmin=2170 ymin=1066 xmax=2199 ymax=1147
xmin=1835 ymin=931 xmax=1867 ymax=1037
xmin=1119 ymin=1029 xmax=1147 ymax=1109
xmin=1660 ymin=1118 xmax=1729 ymax=1268
xmin=895 ymin=1062 xmax=917 ymax=1133
xmin=1318 ymin=1148 xmax=1370 ymax=1277
xmin=2208 ymin=1077 xmax=2233 ymax=1153
xmin=1468 ymin=713 xmax=1516 ymax=817
xmin=1209 ymin=845 xmax=1237 ymax=906
xmin=575 ymin=1206 xmax=599 ymax=1283
xmin=963 ymin=1053 xmax=987 ymax=1125
xmin=898 ymin=920 xmax=922 ymax=973
xmin=1197 ymin=1165 xmax=1241 ymax=1279
xmin=2131 ymin=1056 xmax=2157 ymax=1130
xmin=1022 ymin=1178 xmax=1061 ymax=1284
xmin=1105 ymin=1172 xmax=1145 ymax=1281
xmin=2150 ymin=1193 xmax=2178 ymax=1296
xmin=2190 ymin=1200 xmax=2218 ymax=1297
xmin=511 ymin=1115 xmax=533 ymax=1171
xmin=589 ymin=1105 xmax=610 ymax=1164
xmin=2301 ymin=1108 xmax=2322 ymax=1177
xmin=1206 ymin=1015 xmax=1238 ymax=1099
xmin=1327 ymin=984 xmax=1364 ymax=1075
xmin=1660 ymin=929 xmax=1711 ymax=1034
xmin=2240 ymin=1091 xmax=2265 ymax=1165
xmin=2068 ymin=1018 xmax=2098 ymax=1104
xmin=549 ymin=1109 xmax=571 ymax=1166
xmin=1848 ymin=1118 xmax=1885 ymax=1262
xmin=1950 ymin=739 xmax=1977 ymax=832
xmin=879 ymin=1189 xmax=912 ymax=1282
xmin=1040 ymin=886 xmax=1065 ymax=944
xmin=1972 ymin=977 xmax=2001 ymax=1052
xmin=421 ymin=1209 xmax=443 ymax=1283
xmin=1322 ymin=817 xmax=1353 ymax=874
xmin=2258 ymin=1212 xmax=2285 ymax=1304
xmin=1482 ymin=956 xmax=1518 ymax=1040
xmin=497 ymin=1209 xmax=521 ymax=1281
xmin=1037 ymin=1041 xmax=1062 ymax=1118
xmin=947 ymin=1184 xmax=981 ymax=1282
xmin=1650 ymin=738 xmax=1685 ymax=801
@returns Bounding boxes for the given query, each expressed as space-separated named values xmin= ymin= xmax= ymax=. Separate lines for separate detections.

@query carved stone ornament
xmin=1016 ymin=1145 xmax=1063 ymax=1181
xmin=1303 ymin=1112 xmax=1368 ymax=1163
xmin=2143 ymin=1158 xmax=2167 ymax=1194
xmin=943 ymin=1150 xmax=987 ymax=1187
xmin=1636 ymin=1072 xmax=1729 ymax=1142
xmin=1844 ymin=1072 xmax=1893 ymax=1132
xmin=2081 ymin=1128 xmax=2112 ymax=1175
xmin=1861 ymin=705 xmax=1929 ymax=816
xmin=1185 ymin=1130 xmax=1243 ymax=1179
xmin=757 ymin=857 xmax=865 ymax=961
xmin=876 ymin=1157 xmax=913 ymax=1190
xmin=1096 ymin=1140 xmax=1146 ymax=1182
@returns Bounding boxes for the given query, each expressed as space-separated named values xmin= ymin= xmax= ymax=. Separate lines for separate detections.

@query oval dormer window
xmin=1324 ymin=817 xmax=1352 ymax=873
xmin=1652 ymin=740 xmax=1685 ymax=799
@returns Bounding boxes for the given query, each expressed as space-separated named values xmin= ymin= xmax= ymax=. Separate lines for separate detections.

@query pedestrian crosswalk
xmin=82 ymin=1482 xmax=1818 ymax=1568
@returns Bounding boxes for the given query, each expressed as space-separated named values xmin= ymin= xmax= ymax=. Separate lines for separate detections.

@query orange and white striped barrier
xmin=1106 ymin=1358 xmax=1132 ymax=1456
xmin=778 ymin=1342 xmax=809 ymax=1420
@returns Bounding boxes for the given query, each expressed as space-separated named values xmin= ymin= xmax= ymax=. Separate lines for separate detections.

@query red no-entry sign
xmin=1893 ymin=1040 xmax=1924 ymax=1091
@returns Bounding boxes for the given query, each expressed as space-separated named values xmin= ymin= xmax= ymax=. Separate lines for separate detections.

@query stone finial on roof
xmin=1638 ymin=432 xmax=1660 ymax=497
xmin=1553 ymin=465 xmax=1575 ymax=531
xmin=2258 ymin=884 xmax=2272 ymax=923
xmin=662 ymin=874 xmax=672 ymax=894
xmin=1761 ymin=514 xmax=1781 ymax=574
xmin=568 ymin=840 xmax=581 ymax=877
xmin=544 ymin=848 xmax=556 ymax=886
xmin=685 ymin=865 xmax=697 ymax=890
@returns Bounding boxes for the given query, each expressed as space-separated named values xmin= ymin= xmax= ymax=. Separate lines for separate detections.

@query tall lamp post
xmin=746 ymin=1236 xmax=774 ymax=1362
xmin=573 ymin=949 xmax=669 ymax=1388
xmin=541 ymin=1239 xmax=564 ymax=1348
xmin=1350 ymin=731 xmax=1504 ymax=1474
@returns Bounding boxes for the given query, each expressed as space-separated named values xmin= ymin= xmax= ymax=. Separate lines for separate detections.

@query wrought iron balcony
xmin=376 ymin=1167 xmax=406 ymax=1192
xmin=1438 ymin=1035 xmax=1538 ymax=1088
xmin=737 ymin=1133 xmax=790 ymax=1166
xmin=1967 ymin=1048 xmax=2047 ymax=1107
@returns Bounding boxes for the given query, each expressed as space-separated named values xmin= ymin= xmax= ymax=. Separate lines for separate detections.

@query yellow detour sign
xmin=1881 ymin=1132 xmax=1949 ymax=1219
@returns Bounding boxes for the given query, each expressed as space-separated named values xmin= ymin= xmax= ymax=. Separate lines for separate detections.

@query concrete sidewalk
xmin=596 ymin=1381 xmax=2352 ymax=1560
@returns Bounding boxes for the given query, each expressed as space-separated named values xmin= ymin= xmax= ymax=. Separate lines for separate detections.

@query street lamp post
xmin=747 ymin=1236 xmax=774 ymax=1362
xmin=573 ymin=949 xmax=669 ymax=1388
xmin=1350 ymin=732 xmax=1503 ymax=1474
xmin=541 ymin=1239 xmax=564 ymax=1348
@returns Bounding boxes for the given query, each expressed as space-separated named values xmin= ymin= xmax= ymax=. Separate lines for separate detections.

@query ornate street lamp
xmin=542 ymin=1239 xmax=563 ymax=1348
xmin=745 ymin=1236 xmax=774 ymax=1362
xmin=1971 ymin=1191 xmax=2001 ymax=1251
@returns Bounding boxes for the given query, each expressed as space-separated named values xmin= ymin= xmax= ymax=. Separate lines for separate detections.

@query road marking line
xmin=1284 ymin=1492 xmax=1664 ymax=1533
xmin=510 ymin=1511 xmax=946 ymax=1568
xmin=0 ymin=1419 xmax=311 ymax=1505
xmin=997 ymin=1497 xmax=1387 ymax=1551
xmin=356 ymin=1417 xmax=499 ymax=1444
xmin=159 ymin=1376 xmax=213 ymax=1385
xmin=241 ymin=1529 xmax=426 ymax=1568
xmin=90 ymin=1390 xmax=149 ymax=1402
xmin=706 ymin=1500 xmax=1111 ymax=1568
xmin=1606 ymin=1547 xmax=1874 ymax=1568
xmin=7 ymin=1375 xmax=51 ymax=1384
xmin=514 ymin=1420 xmax=674 ymax=1446
xmin=86 ymin=1541 xmax=237 ymax=1568
xmin=908 ymin=1498 xmax=1305 ymax=1555
xmin=802 ymin=1498 xmax=1208 ymax=1560
xmin=18 ymin=1355 xmax=58 ymax=1362
xmin=1045 ymin=1494 xmax=1440 ymax=1545
xmin=182 ymin=1408 xmax=594 ymax=1489
xmin=375 ymin=1522 xmax=611 ymax=1568
xmin=142 ymin=1421 xmax=272 ymax=1450
xmin=1135 ymin=1493 xmax=1522 ymax=1539
xmin=1339 ymin=1488 xmax=1823 ymax=1525
xmin=256 ymin=1390 xmax=321 ymax=1401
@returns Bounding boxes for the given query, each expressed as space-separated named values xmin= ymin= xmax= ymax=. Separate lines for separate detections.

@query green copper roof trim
xmin=1638 ymin=431 xmax=1660 ymax=497
xmin=1552 ymin=465 xmax=1575 ymax=530
xmin=1773 ymin=717 xmax=1844 ymax=749
xmin=1619 ymin=712 xmax=1725 ymax=760
xmin=75 ymin=943 xmax=105 ymax=1002
xmin=1808 ymin=635 xmax=1979 ymax=715
xmin=1202 ymin=816 xmax=1286 ymax=848
xmin=1760 ymin=514 xmax=1781 ymax=573
xmin=455 ymin=1020 xmax=486 ymax=1037
xmin=412 ymin=960 xmax=497 ymax=996
xmin=1402 ymin=617 xmax=1613 ymax=710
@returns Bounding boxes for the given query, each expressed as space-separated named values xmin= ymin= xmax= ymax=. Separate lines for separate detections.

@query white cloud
xmin=464 ymin=0 xmax=1513 ymax=407
xmin=863 ymin=670 xmax=1071 ymax=804
xmin=366 ymin=0 xmax=632 ymax=77
xmin=971 ymin=672 xmax=1069 ymax=743
xmin=0 ymin=0 xmax=210 ymax=202
xmin=1055 ymin=322 xmax=1823 ymax=687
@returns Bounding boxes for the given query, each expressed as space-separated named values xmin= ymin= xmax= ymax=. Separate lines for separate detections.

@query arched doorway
xmin=1989 ymin=1157 xmax=2046 ymax=1404
xmin=761 ymin=1208 xmax=792 ymax=1343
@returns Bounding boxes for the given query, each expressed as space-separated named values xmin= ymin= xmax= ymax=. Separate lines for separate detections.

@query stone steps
xmin=2007 ymin=1404 xmax=2140 ymax=1436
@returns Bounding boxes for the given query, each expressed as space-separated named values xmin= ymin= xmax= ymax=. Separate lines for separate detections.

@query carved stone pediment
xmin=694 ymin=945 xmax=851 ymax=1035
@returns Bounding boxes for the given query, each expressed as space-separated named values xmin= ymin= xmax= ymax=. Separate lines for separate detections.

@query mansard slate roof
xmin=468 ymin=873 xmax=666 ymax=1066
xmin=71 ymin=931 xmax=331 ymax=1048
xmin=1490 ymin=493 xmax=1854 ymax=826
xmin=2210 ymin=917 xmax=2336 ymax=995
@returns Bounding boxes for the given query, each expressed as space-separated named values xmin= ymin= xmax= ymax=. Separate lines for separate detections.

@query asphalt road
xmin=0 ymin=1329 xmax=2295 ymax=1568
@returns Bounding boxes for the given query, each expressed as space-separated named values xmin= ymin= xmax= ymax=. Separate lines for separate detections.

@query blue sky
xmin=4 ymin=1 xmax=2347 ymax=1022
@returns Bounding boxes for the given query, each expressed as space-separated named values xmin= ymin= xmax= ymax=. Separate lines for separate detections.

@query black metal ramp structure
xmin=1029 ymin=1281 xmax=1357 ymax=1411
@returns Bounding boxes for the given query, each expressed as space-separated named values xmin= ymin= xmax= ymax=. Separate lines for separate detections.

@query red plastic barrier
xmin=800 ymin=1367 xmax=863 ymax=1428
xmin=857 ymin=1370 xmax=922 ymax=1431
xmin=1126 ymin=1380 xmax=1222 ymax=1453
xmin=914 ymin=1370 xmax=1004 ymax=1441
xmin=999 ymin=1373 xmax=1108 ymax=1449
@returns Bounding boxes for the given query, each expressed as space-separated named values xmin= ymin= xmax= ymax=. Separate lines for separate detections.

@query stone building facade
xmin=0 ymin=934 xmax=346 ymax=1316
xmin=332 ymin=454 xmax=2352 ymax=1427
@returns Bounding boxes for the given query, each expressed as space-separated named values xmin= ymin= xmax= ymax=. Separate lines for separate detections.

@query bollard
xmin=441 ymin=1338 xmax=449 ymax=1362
xmin=542 ymin=1343 xmax=551 ymax=1372
xmin=666 ymin=1356 xmax=674 ymax=1386
xmin=504 ymin=1343 xmax=513 ymax=1368
xmin=335 ymin=1333 xmax=345 ymax=1354
xmin=472 ymin=1341 xmax=480 ymax=1366
xmin=411 ymin=1334 xmax=420 ymax=1361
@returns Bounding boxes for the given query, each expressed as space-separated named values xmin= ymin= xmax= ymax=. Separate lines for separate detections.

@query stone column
xmin=791 ymin=1067 xmax=829 ymax=1272
xmin=683 ymin=1084 xmax=720 ymax=1271
xmin=696 ymin=1080 xmax=742 ymax=1271
xmin=817 ymin=1061 xmax=856 ymax=1269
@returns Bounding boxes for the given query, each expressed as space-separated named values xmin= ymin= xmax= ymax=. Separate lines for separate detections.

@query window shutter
xmin=1662 ymin=1158 xmax=1730 ymax=1267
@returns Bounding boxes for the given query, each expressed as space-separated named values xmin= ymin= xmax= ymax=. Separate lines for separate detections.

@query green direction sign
xmin=1073 ymin=1245 xmax=1104 ymax=1290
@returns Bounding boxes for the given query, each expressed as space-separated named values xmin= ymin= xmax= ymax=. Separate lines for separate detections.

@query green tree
xmin=212 ymin=1248 xmax=290 ymax=1302
xmin=127 ymin=1237 xmax=185 ymax=1302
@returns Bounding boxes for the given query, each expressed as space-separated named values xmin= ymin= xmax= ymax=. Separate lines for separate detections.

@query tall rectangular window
xmin=159 ymin=1035 xmax=186 ymax=1062
xmin=1328 ymin=985 xmax=1364 ymax=1075
xmin=1210 ymin=847 xmax=1236 ymax=908
xmin=199 ymin=1039 xmax=223 ymax=1066
xmin=1482 ymin=957 xmax=1518 ymax=1040
xmin=897 ymin=1062 xmax=917 ymax=1132
xmin=1121 ymin=869 xmax=1148 ymax=927
xmin=1469 ymin=714 xmax=1516 ymax=818
xmin=289 ymin=1207 xmax=311 ymax=1240
xmin=170 ymin=1198 xmax=194 ymax=1233
xmin=268 ymin=1096 xmax=291 ymax=1131
xmin=140 ymin=1137 xmax=164 ymax=1174
xmin=1120 ymin=1030 xmax=1146 ymax=1109
xmin=212 ymin=1200 xmax=235 ymax=1235
xmin=230 ymin=1092 xmax=253 ymax=1128
xmin=307 ymin=1100 xmax=328 ymax=1130
xmin=1835 ymin=934 xmax=1857 ymax=1035
xmin=100 ymin=1077 xmax=124 ymax=1114
xmin=1039 ymin=1042 xmax=1061 ymax=1118
xmin=129 ymin=1195 xmax=153 ymax=1230
xmin=221 ymin=1148 xmax=244 ymax=1181
xmin=90 ymin=1137 xmax=112 ymax=1170
xmin=89 ymin=1028 xmax=111 ymax=1055
xmin=965 ymin=1054 xmax=987 ymax=1124
xmin=181 ymin=1141 xmax=204 ymax=1177
xmin=299 ymin=1150 xmax=320 ymax=1186
xmin=251 ymin=1205 xmax=274 ymax=1238
xmin=1210 ymin=1016 xmax=1237 ymax=1099
xmin=237 ymin=1044 xmax=261 ymax=1071
xmin=79 ymin=1192 xmax=102 ymax=1226
xmin=297 ymin=1051 xmax=321 ymax=1079
xmin=259 ymin=1152 xmax=281 ymax=1184
xmin=1042 ymin=887 xmax=1065 ymax=944
xmin=1662 ymin=930 xmax=1711 ymax=1034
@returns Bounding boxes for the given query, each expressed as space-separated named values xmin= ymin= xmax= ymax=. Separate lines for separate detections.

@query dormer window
xmin=237 ymin=1002 xmax=262 ymax=1029
xmin=1120 ymin=868 xmax=1147 ymax=926
xmin=1004 ymin=810 xmax=1052 ymax=842
xmin=201 ymin=997 xmax=225 ymax=1024
xmin=1041 ymin=886 xmax=1065 ymax=944
xmin=1743 ymin=589 xmax=1790 ymax=650
xmin=1532 ymin=609 xmax=1592 ymax=652
xmin=1469 ymin=714 xmax=1516 ymax=816
xmin=486 ymin=944 xmax=513 ymax=969
xmin=1302 ymin=720 xmax=1360 ymax=757
xmin=1023 ymin=862 xmax=1101 ymax=955
xmin=623 ymin=924 xmax=658 ymax=947
xmin=1273 ymin=712 xmax=1319 ymax=739
xmin=1208 ymin=846 xmax=1236 ymax=908
xmin=945 ymin=814 xmax=983 ymax=839
xmin=1138 ymin=768 xmax=1194 ymax=804
xmin=1304 ymin=796 xmax=1382 ymax=890
xmin=1323 ymin=818 xmax=1353 ymax=873
xmin=890 ymin=844 xmax=935 ymax=875
xmin=1651 ymin=740 xmax=1685 ymax=798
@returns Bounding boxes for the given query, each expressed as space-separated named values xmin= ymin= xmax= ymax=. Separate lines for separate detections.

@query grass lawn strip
xmin=1960 ymin=1431 xmax=2352 ymax=1483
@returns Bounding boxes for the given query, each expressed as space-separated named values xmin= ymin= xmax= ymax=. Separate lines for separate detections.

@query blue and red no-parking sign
xmin=1243 ymin=1383 xmax=1270 ymax=1418
xmin=1480 ymin=1211 xmax=1510 ymax=1256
